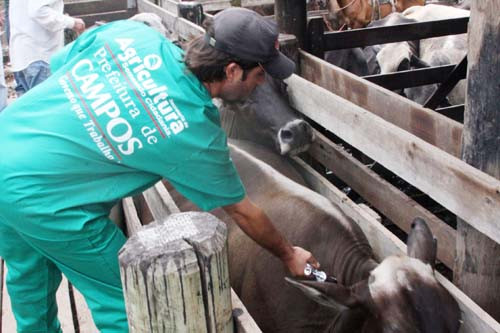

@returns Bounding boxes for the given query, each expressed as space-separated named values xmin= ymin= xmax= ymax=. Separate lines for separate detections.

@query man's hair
xmin=184 ymin=17 xmax=259 ymax=83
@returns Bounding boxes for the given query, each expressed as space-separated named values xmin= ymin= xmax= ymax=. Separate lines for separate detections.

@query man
xmin=9 ymin=0 xmax=85 ymax=95
xmin=0 ymin=8 xmax=318 ymax=332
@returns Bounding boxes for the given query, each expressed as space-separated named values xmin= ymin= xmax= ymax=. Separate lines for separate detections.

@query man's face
xmin=218 ymin=64 xmax=266 ymax=103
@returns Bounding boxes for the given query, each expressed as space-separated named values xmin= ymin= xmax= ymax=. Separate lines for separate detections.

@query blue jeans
xmin=14 ymin=60 xmax=51 ymax=97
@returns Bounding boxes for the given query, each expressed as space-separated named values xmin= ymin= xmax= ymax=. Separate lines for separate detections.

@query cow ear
xmin=410 ymin=54 xmax=430 ymax=69
xmin=397 ymin=58 xmax=411 ymax=72
xmin=285 ymin=277 xmax=362 ymax=311
xmin=407 ymin=217 xmax=437 ymax=268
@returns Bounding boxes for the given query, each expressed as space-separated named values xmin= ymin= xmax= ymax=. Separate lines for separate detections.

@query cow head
xmin=286 ymin=218 xmax=461 ymax=333
xmin=216 ymin=74 xmax=314 ymax=156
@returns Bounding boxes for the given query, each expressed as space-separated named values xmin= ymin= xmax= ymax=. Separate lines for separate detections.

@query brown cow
xmin=170 ymin=139 xmax=461 ymax=333
xmin=328 ymin=0 xmax=425 ymax=28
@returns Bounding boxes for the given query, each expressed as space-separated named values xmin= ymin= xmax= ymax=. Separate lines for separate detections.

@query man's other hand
xmin=72 ymin=18 xmax=85 ymax=34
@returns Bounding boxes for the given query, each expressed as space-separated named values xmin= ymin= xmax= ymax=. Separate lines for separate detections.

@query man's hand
xmin=72 ymin=18 xmax=86 ymax=34
xmin=281 ymin=246 xmax=320 ymax=277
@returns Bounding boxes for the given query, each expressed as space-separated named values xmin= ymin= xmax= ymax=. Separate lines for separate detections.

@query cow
xmin=325 ymin=48 xmax=371 ymax=77
xmin=327 ymin=0 xmax=425 ymax=29
xmin=323 ymin=13 xmax=421 ymax=81
xmin=374 ymin=5 xmax=469 ymax=105
xmin=168 ymin=139 xmax=461 ymax=333
xmin=216 ymin=74 xmax=315 ymax=156
xmin=403 ymin=5 xmax=468 ymax=105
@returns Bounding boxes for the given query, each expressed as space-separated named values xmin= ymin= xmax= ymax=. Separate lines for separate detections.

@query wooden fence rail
xmin=286 ymin=73 xmax=500 ymax=245
xmin=299 ymin=51 xmax=463 ymax=157
xmin=308 ymin=130 xmax=457 ymax=268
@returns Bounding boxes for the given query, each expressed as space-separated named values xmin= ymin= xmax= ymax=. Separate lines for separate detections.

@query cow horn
xmin=407 ymin=217 xmax=437 ymax=268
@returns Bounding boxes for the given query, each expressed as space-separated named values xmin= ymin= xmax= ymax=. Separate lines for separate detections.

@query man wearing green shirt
xmin=0 ymin=8 xmax=318 ymax=332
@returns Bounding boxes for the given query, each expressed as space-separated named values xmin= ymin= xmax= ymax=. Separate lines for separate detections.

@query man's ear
xmin=225 ymin=62 xmax=241 ymax=81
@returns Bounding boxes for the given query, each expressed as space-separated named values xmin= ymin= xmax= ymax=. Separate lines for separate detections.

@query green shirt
xmin=0 ymin=20 xmax=245 ymax=239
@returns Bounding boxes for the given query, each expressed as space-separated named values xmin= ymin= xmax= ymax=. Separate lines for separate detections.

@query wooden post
xmin=119 ymin=212 xmax=234 ymax=332
xmin=305 ymin=17 xmax=325 ymax=58
xmin=278 ymin=33 xmax=299 ymax=69
xmin=454 ymin=0 xmax=500 ymax=321
xmin=274 ymin=0 xmax=307 ymax=48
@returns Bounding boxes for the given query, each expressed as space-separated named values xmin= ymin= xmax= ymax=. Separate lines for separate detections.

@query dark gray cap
xmin=206 ymin=7 xmax=295 ymax=80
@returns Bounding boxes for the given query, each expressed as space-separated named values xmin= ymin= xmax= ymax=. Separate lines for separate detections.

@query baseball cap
xmin=206 ymin=7 xmax=295 ymax=80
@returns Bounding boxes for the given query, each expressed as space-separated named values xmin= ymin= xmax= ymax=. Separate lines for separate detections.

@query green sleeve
xmin=166 ymin=133 xmax=246 ymax=211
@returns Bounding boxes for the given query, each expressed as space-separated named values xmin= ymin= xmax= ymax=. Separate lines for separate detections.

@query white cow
xmin=375 ymin=5 xmax=469 ymax=105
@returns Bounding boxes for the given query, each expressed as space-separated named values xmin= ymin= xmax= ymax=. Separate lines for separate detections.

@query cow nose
xmin=280 ymin=129 xmax=293 ymax=141
xmin=279 ymin=120 xmax=313 ymax=144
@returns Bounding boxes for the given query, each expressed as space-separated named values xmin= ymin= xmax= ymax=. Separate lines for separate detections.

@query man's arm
xmin=223 ymin=196 xmax=319 ymax=276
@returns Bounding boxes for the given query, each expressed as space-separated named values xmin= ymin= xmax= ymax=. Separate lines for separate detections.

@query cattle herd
xmin=133 ymin=3 xmax=470 ymax=332
xmin=325 ymin=4 xmax=469 ymax=107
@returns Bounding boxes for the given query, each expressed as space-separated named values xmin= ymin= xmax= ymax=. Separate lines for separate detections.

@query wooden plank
xmin=64 ymin=0 xmax=128 ymax=16
xmin=78 ymin=9 xmax=137 ymax=26
xmin=231 ymin=289 xmax=262 ymax=333
xmin=299 ymin=50 xmax=463 ymax=157
xmin=196 ymin=0 xmax=232 ymax=12
xmin=141 ymin=181 xmax=181 ymax=222
xmin=241 ymin=0 xmax=274 ymax=7
xmin=363 ymin=64 xmax=458 ymax=90
xmin=142 ymin=184 xmax=173 ymax=221
xmin=154 ymin=181 xmax=181 ymax=214
xmin=137 ymin=0 xmax=204 ymax=40
xmin=286 ymin=73 xmax=500 ymax=245
xmin=323 ymin=17 xmax=469 ymax=50
xmin=308 ymin=130 xmax=456 ymax=268
xmin=291 ymin=157 xmax=500 ymax=333
xmin=160 ymin=0 xmax=180 ymax=15
xmin=122 ymin=196 xmax=143 ymax=237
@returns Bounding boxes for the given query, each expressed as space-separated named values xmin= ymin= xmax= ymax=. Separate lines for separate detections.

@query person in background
xmin=9 ymin=0 xmax=85 ymax=96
